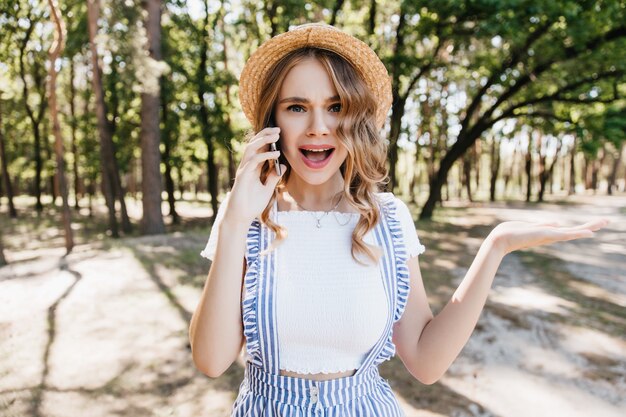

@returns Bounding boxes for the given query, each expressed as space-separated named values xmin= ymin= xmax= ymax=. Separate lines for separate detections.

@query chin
xmin=289 ymin=164 xmax=343 ymax=185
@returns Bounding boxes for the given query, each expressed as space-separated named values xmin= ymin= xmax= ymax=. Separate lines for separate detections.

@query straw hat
xmin=239 ymin=23 xmax=392 ymax=129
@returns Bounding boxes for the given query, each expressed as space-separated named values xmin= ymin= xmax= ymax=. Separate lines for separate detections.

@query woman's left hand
xmin=488 ymin=218 xmax=610 ymax=256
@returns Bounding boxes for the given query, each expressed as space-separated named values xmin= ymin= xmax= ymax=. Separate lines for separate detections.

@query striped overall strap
xmin=256 ymin=200 xmax=281 ymax=373
xmin=354 ymin=194 xmax=398 ymax=375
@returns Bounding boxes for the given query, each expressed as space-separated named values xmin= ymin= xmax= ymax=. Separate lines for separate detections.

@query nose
xmin=306 ymin=108 xmax=331 ymax=137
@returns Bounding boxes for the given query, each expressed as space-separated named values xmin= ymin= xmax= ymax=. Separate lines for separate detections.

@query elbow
xmin=191 ymin=345 xmax=232 ymax=378
xmin=416 ymin=372 xmax=443 ymax=385
xmin=188 ymin=329 xmax=226 ymax=378
xmin=408 ymin=361 xmax=445 ymax=385
xmin=192 ymin=352 xmax=228 ymax=378
xmin=199 ymin=366 xmax=226 ymax=379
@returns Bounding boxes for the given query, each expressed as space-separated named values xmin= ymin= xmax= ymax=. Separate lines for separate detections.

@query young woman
xmin=189 ymin=23 xmax=608 ymax=416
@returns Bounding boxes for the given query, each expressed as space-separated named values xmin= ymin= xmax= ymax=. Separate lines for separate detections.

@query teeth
xmin=303 ymin=148 xmax=331 ymax=152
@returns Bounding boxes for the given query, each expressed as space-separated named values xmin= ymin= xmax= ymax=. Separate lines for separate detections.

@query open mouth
xmin=299 ymin=148 xmax=335 ymax=162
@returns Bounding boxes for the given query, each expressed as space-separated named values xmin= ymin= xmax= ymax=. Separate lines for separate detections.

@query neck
xmin=284 ymin=174 xmax=344 ymax=211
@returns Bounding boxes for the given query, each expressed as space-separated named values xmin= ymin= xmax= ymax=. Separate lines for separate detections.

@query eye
xmin=287 ymin=105 xmax=305 ymax=113
xmin=329 ymin=103 xmax=342 ymax=112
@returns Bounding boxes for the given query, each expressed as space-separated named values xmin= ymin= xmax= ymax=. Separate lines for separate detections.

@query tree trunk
xmin=140 ymin=0 xmax=165 ymax=234
xmin=503 ymin=143 xmax=515 ymax=198
xmin=0 ymin=99 xmax=17 ymax=218
xmin=473 ymin=140 xmax=480 ymax=194
xmin=582 ymin=155 xmax=588 ymax=189
xmin=87 ymin=0 xmax=119 ymax=237
xmin=387 ymin=9 xmax=408 ymax=194
xmin=421 ymin=92 xmax=434 ymax=182
xmin=198 ymin=0 xmax=219 ymax=223
xmin=607 ymin=142 xmax=624 ymax=195
xmin=456 ymin=160 xmax=463 ymax=199
xmin=420 ymin=128 xmax=480 ymax=219
xmin=463 ymin=154 xmax=473 ymax=202
xmin=176 ymin=165 xmax=184 ymax=199
xmin=87 ymin=180 xmax=94 ymax=218
xmin=590 ymin=148 xmax=606 ymax=192
xmin=367 ymin=0 xmax=377 ymax=36
xmin=0 ymin=230 xmax=6 ymax=266
xmin=220 ymin=17 xmax=236 ymax=185
xmin=569 ymin=136 xmax=577 ymax=195
xmin=538 ymin=136 xmax=561 ymax=202
xmin=537 ymin=132 xmax=547 ymax=202
xmin=18 ymin=20 xmax=45 ymax=213
xmin=420 ymin=112 xmax=494 ymax=219
xmin=329 ymin=0 xmax=345 ymax=26
xmin=410 ymin=142 xmax=422 ymax=202
xmin=44 ymin=122 xmax=57 ymax=204
xmin=525 ymin=132 xmax=532 ymax=202
xmin=489 ymin=136 xmax=500 ymax=202
xmin=387 ymin=97 xmax=405 ymax=193
xmin=47 ymin=0 xmax=74 ymax=253
xmin=69 ymin=57 xmax=80 ymax=210
xmin=161 ymin=86 xmax=178 ymax=224
xmin=560 ymin=146 xmax=567 ymax=192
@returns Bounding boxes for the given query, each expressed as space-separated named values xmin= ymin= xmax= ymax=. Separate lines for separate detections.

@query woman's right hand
xmin=222 ymin=127 xmax=286 ymax=226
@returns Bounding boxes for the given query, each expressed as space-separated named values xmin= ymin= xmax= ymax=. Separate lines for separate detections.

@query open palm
xmin=489 ymin=219 xmax=610 ymax=256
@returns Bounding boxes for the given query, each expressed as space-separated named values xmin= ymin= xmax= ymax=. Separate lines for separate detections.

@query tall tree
xmin=140 ymin=0 xmax=165 ymax=234
xmin=18 ymin=7 xmax=48 ymax=212
xmin=418 ymin=0 xmax=626 ymax=218
xmin=47 ymin=0 xmax=74 ymax=252
xmin=68 ymin=58 xmax=80 ymax=209
xmin=0 ymin=96 xmax=17 ymax=218
xmin=86 ymin=0 xmax=121 ymax=237
xmin=0 ymin=229 xmax=6 ymax=266
xmin=196 ymin=0 xmax=220 ymax=222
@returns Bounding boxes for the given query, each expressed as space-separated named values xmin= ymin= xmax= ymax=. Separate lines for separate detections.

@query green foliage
xmin=1 ymin=0 xmax=625 ymax=211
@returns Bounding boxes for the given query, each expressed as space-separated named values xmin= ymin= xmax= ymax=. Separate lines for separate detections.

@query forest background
xmin=0 ymin=0 xmax=625 ymax=251
xmin=0 ymin=1 xmax=624 ymax=417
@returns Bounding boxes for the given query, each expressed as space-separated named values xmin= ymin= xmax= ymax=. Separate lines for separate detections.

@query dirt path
xmin=1 ymin=196 xmax=624 ymax=417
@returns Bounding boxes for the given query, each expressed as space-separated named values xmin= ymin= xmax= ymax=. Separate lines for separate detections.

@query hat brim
xmin=239 ymin=23 xmax=392 ymax=130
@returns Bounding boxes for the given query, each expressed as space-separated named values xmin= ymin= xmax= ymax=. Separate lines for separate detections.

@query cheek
xmin=334 ymin=143 xmax=349 ymax=159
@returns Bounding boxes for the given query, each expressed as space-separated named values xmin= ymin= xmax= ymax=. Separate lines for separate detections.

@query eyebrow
xmin=278 ymin=95 xmax=340 ymax=104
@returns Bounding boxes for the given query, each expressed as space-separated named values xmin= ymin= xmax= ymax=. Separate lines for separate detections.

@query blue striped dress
xmin=231 ymin=192 xmax=410 ymax=416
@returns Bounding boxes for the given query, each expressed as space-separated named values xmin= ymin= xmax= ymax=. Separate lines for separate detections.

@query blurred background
xmin=0 ymin=1 xmax=624 ymax=416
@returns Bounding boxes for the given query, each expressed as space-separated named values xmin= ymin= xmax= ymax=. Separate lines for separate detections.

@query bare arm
xmin=395 ymin=219 xmax=608 ymax=384
xmin=189 ymin=218 xmax=250 ymax=378
xmin=188 ymin=126 xmax=285 ymax=378
xmin=411 ymin=236 xmax=504 ymax=384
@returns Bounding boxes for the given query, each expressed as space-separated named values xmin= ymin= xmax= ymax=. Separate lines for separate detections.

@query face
xmin=274 ymin=57 xmax=349 ymax=187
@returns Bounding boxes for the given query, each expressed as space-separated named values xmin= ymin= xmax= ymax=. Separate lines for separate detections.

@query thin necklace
xmin=332 ymin=210 xmax=354 ymax=226
xmin=293 ymin=192 xmax=343 ymax=228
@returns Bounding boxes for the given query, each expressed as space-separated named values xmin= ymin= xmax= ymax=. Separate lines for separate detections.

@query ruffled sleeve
xmin=367 ymin=192 xmax=413 ymax=368
xmin=199 ymin=192 xmax=232 ymax=261
xmin=392 ymin=197 xmax=426 ymax=258
xmin=241 ymin=218 xmax=263 ymax=366
xmin=376 ymin=193 xmax=410 ymax=325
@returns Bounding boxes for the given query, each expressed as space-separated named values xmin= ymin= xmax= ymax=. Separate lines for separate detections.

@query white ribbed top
xmin=275 ymin=211 xmax=387 ymax=373
xmin=200 ymin=192 xmax=426 ymax=374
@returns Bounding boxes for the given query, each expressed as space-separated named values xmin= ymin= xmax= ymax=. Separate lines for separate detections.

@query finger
xmin=250 ymin=127 xmax=280 ymax=145
xmin=244 ymin=150 xmax=281 ymax=170
xmin=554 ymin=229 xmax=595 ymax=241
xmin=557 ymin=219 xmax=609 ymax=232
xmin=241 ymin=132 xmax=280 ymax=165
xmin=265 ymin=164 xmax=287 ymax=188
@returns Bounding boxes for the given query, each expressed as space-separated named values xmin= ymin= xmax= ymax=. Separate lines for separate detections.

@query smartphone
xmin=268 ymin=120 xmax=282 ymax=176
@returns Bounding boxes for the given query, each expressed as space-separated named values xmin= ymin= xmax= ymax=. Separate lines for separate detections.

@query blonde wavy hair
xmin=248 ymin=47 xmax=389 ymax=266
